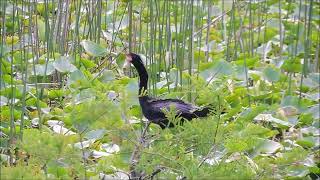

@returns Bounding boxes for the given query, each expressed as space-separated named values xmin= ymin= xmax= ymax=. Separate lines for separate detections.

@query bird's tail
xmin=193 ymin=106 xmax=212 ymax=118
xmin=193 ymin=105 xmax=225 ymax=118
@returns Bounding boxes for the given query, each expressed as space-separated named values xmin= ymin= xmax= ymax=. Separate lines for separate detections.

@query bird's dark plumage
xmin=125 ymin=53 xmax=212 ymax=129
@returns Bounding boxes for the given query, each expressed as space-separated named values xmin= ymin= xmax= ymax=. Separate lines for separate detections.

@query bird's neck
xmin=133 ymin=60 xmax=148 ymax=96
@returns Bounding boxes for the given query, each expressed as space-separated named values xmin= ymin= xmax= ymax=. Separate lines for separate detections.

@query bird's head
xmin=126 ymin=53 xmax=142 ymax=63
xmin=123 ymin=53 xmax=143 ymax=69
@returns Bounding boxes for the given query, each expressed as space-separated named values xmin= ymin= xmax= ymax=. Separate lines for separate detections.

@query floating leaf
xmin=301 ymin=126 xmax=320 ymax=136
xmin=254 ymin=113 xmax=292 ymax=127
xmin=156 ymin=80 xmax=169 ymax=89
xmin=101 ymin=143 xmax=120 ymax=153
xmin=51 ymin=125 xmax=76 ymax=136
xmin=74 ymin=139 xmax=96 ymax=149
xmin=74 ymin=88 xmax=96 ymax=104
xmin=53 ymin=56 xmax=77 ymax=73
xmin=263 ymin=66 xmax=280 ymax=82
xmin=277 ymin=106 xmax=298 ymax=117
xmin=80 ymin=40 xmax=107 ymax=57
xmin=33 ymin=62 xmax=55 ymax=76
xmin=281 ymin=96 xmax=307 ymax=112
xmin=31 ymin=118 xmax=39 ymax=128
xmin=255 ymin=138 xmax=283 ymax=154
xmin=307 ymin=104 xmax=319 ymax=120
xmin=99 ymin=70 xmax=115 ymax=83
xmin=92 ymin=150 xmax=111 ymax=159
xmin=287 ymin=165 xmax=309 ymax=177
xmin=302 ymin=73 xmax=320 ymax=88
xmin=99 ymin=172 xmax=129 ymax=180
xmin=47 ymin=120 xmax=64 ymax=127
xmin=85 ymin=129 xmax=107 ymax=140
xmin=200 ymin=60 xmax=233 ymax=81
xmin=67 ymin=69 xmax=86 ymax=85
xmin=304 ymin=92 xmax=320 ymax=101
xmin=297 ymin=136 xmax=319 ymax=148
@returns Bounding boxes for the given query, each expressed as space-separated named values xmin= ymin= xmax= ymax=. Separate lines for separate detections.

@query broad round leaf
xmin=263 ymin=66 xmax=280 ymax=82
xmin=53 ymin=56 xmax=77 ymax=73
xmin=80 ymin=40 xmax=107 ymax=57
xmin=33 ymin=62 xmax=55 ymax=76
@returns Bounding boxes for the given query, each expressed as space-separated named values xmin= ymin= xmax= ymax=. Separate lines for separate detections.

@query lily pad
xmin=307 ymin=104 xmax=319 ymax=120
xmin=33 ymin=62 xmax=55 ymax=76
xmin=74 ymin=88 xmax=96 ymax=104
xmin=92 ymin=150 xmax=111 ymax=159
xmin=85 ymin=129 xmax=107 ymax=140
xmin=80 ymin=40 xmax=107 ymax=57
xmin=254 ymin=113 xmax=292 ymax=127
xmin=263 ymin=66 xmax=280 ymax=82
xmin=74 ymin=139 xmax=96 ymax=149
xmin=53 ymin=56 xmax=77 ymax=73
xmin=99 ymin=70 xmax=115 ymax=83
xmin=101 ymin=143 xmax=120 ymax=153
xmin=255 ymin=138 xmax=283 ymax=154
xmin=51 ymin=125 xmax=76 ymax=136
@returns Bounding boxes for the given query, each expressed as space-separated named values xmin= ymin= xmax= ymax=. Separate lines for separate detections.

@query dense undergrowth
xmin=1 ymin=0 xmax=319 ymax=179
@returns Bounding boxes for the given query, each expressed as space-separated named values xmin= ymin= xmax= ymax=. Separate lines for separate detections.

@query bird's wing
xmin=147 ymin=98 xmax=198 ymax=114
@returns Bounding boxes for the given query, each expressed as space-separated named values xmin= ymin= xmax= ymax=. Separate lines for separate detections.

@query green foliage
xmin=263 ymin=66 xmax=280 ymax=82
xmin=0 ymin=106 xmax=22 ymax=121
xmin=1 ymin=0 xmax=319 ymax=179
xmin=80 ymin=40 xmax=108 ymax=57
xmin=19 ymin=129 xmax=77 ymax=164
xmin=1 ymin=165 xmax=46 ymax=180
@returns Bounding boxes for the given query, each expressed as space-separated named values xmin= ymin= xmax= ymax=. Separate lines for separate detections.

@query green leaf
xmin=48 ymin=89 xmax=64 ymax=99
xmin=67 ymin=69 xmax=87 ymax=86
xmin=263 ymin=66 xmax=280 ymax=82
xmin=296 ymin=136 xmax=318 ymax=148
xmin=281 ymin=95 xmax=308 ymax=112
xmin=200 ymin=60 xmax=233 ymax=81
xmin=255 ymin=138 xmax=282 ymax=154
xmin=235 ymin=56 xmax=259 ymax=68
xmin=299 ymin=113 xmax=313 ymax=125
xmin=74 ymin=88 xmax=96 ymax=104
xmin=307 ymin=104 xmax=319 ymax=120
xmin=53 ymin=56 xmax=77 ymax=73
xmin=80 ymin=40 xmax=107 ymax=57
xmin=241 ymin=123 xmax=277 ymax=138
xmin=85 ymin=129 xmax=107 ymax=140
xmin=80 ymin=58 xmax=96 ymax=69
xmin=33 ymin=62 xmax=55 ymax=76
xmin=26 ymin=98 xmax=48 ymax=108
xmin=254 ymin=113 xmax=292 ymax=127
xmin=99 ymin=70 xmax=115 ymax=83
xmin=0 ymin=106 xmax=22 ymax=121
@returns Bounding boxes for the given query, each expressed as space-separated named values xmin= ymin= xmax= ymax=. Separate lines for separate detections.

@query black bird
xmin=124 ymin=53 xmax=212 ymax=129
